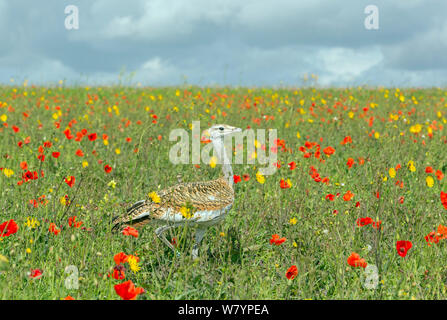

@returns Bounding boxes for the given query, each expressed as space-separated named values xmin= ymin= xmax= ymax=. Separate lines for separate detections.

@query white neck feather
xmin=212 ymin=137 xmax=233 ymax=188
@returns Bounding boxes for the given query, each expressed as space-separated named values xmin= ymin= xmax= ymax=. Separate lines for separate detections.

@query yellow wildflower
xmin=148 ymin=191 xmax=161 ymax=203
xmin=107 ymin=180 xmax=117 ymax=189
xmin=410 ymin=124 xmax=422 ymax=134
xmin=256 ymin=171 xmax=265 ymax=184
xmin=24 ymin=217 xmax=40 ymax=229
xmin=407 ymin=160 xmax=416 ymax=172
xmin=389 ymin=168 xmax=396 ymax=178
xmin=127 ymin=255 xmax=141 ymax=273
xmin=3 ymin=168 xmax=14 ymax=178
xmin=426 ymin=176 xmax=434 ymax=188
xmin=180 ymin=206 xmax=193 ymax=219
xmin=209 ymin=156 xmax=218 ymax=168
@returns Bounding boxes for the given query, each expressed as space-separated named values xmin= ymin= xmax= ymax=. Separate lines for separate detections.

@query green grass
xmin=1 ymin=85 xmax=447 ymax=299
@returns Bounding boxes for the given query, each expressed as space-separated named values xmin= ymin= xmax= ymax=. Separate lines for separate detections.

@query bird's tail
xmin=111 ymin=215 xmax=125 ymax=232
xmin=111 ymin=200 xmax=147 ymax=232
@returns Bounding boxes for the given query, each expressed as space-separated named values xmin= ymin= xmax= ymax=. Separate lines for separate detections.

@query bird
xmin=112 ymin=124 xmax=242 ymax=258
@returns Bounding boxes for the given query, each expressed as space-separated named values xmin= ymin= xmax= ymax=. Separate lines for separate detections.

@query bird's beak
xmin=225 ymin=127 xmax=242 ymax=136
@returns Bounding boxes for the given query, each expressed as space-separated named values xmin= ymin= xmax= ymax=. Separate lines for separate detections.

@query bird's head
xmin=205 ymin=124 xmax=242 ymax=140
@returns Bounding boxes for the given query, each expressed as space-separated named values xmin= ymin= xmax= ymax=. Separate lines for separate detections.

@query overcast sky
xmin=0 ymin=0 xmax=445 ymax=87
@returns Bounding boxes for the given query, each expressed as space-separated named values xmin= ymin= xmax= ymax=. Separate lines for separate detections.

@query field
xmin=1 ymin=85 xmax=447 ymax=300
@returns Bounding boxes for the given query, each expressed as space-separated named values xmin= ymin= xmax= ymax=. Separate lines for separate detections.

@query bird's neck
xmin=212 ymin=137 xmax=233 ymax=188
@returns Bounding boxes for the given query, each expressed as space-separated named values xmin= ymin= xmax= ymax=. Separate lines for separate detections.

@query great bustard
xmin=112 ymin=124 xmax=242 ymax=258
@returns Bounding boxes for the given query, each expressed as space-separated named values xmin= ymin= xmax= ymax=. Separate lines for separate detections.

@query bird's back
xmin=112 ymin=176 xmax=234 ymax=230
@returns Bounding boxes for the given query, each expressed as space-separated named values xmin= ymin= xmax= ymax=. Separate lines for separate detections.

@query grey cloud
xmin=0 ymin=0 xmax=446 ymax=87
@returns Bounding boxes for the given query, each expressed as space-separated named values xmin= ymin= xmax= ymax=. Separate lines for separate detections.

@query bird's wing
xmin=112 ymin=177 xmax=234 ymax=229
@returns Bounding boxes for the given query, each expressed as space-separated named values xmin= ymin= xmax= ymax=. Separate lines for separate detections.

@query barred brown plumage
xmin=112 ymin=124 xmax=242 ymax=258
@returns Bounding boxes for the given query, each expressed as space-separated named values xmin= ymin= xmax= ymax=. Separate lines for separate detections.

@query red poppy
xmin=372 ymin=220 xmax=382 ymax=230
xmin=23 ymin=170 xmax=34 ymax=181
xmin=74 ymin=132 xmax=83 ymax=142
xmin=68 ymin=216 xmax=83 ymax=228
xmin=396 ymin=240 xmax=412 ymax=257
xmin=356 ymin=217 xmax=373 ymax=227
xmin=347 ymin=252 xmax=367 ymax=268
xmin=341 ymin=136 xmax=352 ymax=145
xmin=88 ymin=133 xmax=97 ymax=141
xmin=104 ymin=165 xmax=113 ymax=174
xmin=436 ymin=170 xmax=444 ymax=181
xmin=114 ymin=252 xmax=128 ymax=265
xmin=20 ymin=161 xmax=28 ymax=170
xmin=63 ymin=296 xmax=75 ymax=300
xmin=200 ymin=136 xmax=211 ymax=144
xmin=122 ymin=226 xmax=139 ymax=238
xmin=52 ymin=152 xmax=60 ymax=158
xmin=280 ymin=179 xmax=291 ymax=189
xmin=343 ymin=190 xmax=354 ymax=201
xmin=49 ymin=223 xmax=61 ymax=235
xmin=441 ymin=191 xmax=447 ymax=210
xmin=28 ymin=269 xmax=43 ymax=279
xmin=0 ymin=219 xmax=18 ymax=237
xmin=65 ymin=176 xmax=75 ymax=188
xmin=437 ymin=224 xmax=447 ymax=240
xmin=288 ymin=161 xmax=296 ymax=170
xmin=109 ymin=264 xmax=126 ymax=280
xmin=425 ymin=225 xmax=447 ymax=246
xmin=242 ymin=174 xmax=250 ymax=181
xmin=325 ymin=194 xmax=335 ymax=201
xmin=323 ymin=146 xmax=335 ymax=156
xmin=270 ymin=234 xmax=286 ymax=245
xmin=75 ymin=149 xmax=84 ymax=157
xmin=286 ymin=265 xmax=298 ymax=280
xmin=425 ymin=231 xmax=440 ymax=246
xmin=64 ymin=129 xmax=74 ymax=140
xmin=233 ymin=175 xmax=242 ymax=184
xmin=346 ymin=158 xmax=355 ymax=169
xmin=114 ymin=280 xmax=145 ymax=300
xmin=425 ymin=166 xmax=434 ymax=173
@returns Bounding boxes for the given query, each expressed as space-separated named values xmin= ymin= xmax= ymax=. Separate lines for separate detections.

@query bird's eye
xmin=219 ymin=127 xmax=224 ymax=131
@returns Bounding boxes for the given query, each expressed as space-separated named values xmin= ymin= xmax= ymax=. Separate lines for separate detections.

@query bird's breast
xmin=158 ymin=203 xmax=233 ymax=226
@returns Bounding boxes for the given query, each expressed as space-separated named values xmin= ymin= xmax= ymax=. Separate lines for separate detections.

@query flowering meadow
xmin=1 ymin=85 xmax=447 ymax=300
